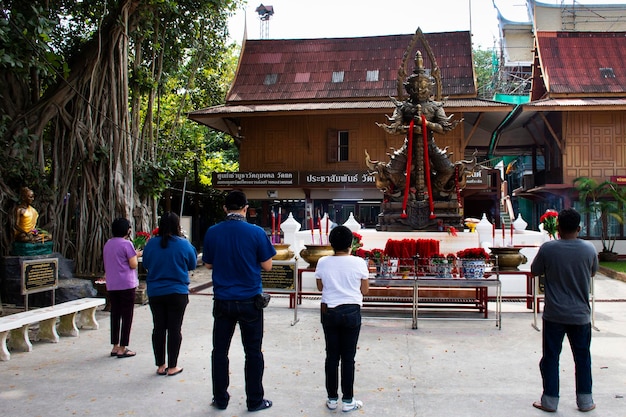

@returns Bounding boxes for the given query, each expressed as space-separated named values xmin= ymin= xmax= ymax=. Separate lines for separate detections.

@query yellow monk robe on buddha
xmin=14 ymin=187 xmax=52 ymax=243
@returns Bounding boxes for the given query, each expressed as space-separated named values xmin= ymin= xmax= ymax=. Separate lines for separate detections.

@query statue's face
xmin=22 ymin=190 xmax=34 ymax=205
xmin=417 ymin=78 xmax=431 ymax=100
xmin=406 ymin=75 xmax=432 ymax=101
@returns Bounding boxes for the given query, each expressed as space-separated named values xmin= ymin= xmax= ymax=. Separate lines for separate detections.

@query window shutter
xmin=327 ymin=129 xmax=338 ymax=162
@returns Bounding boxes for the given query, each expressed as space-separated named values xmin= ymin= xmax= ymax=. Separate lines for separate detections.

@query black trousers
xmin=108 ymin=288 xmax=136 ymax=347
xmin=149 ymin=293 xmax=189 ymax=368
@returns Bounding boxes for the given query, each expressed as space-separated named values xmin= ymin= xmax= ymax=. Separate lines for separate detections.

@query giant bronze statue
xmin=366 ymin=29 xmax=480 ymax=231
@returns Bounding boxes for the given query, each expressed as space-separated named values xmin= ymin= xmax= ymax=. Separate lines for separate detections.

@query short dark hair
xmin=329 ymin=225 xmax=353 ymax=252
xmin=224 ymin=190 xmax=248 ymax=210
xmin=558 ymin=208 xmax=581 ymax=233
xmin=112 ymin=218 xmax=130 ymax=237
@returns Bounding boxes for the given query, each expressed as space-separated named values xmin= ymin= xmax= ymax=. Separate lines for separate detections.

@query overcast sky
xmin=228 ymin=0 xmax=626 ymax=49
xmin=228 ymin=0 xmax=523 ymax=49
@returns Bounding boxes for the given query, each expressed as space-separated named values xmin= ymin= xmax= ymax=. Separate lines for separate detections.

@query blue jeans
xmin=321 ymin=304 xmax=362 ymax=401
xmin=540 ymin=319 xmax=593 ymax=409
xmin=212 ymin=298 xmax=265 ymax=410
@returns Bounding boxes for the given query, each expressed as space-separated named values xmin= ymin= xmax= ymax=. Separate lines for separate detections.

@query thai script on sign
xmin=216 ymin=172 xmax=294 ymax=180
xmin=464 ymin=169 xmax=486 ymax=186
xmin=213 ymin=171 xmax=296 ymax=186
xmin=212 ymin=171 xmax=375 ymax=187
xmin=306 ymin=173 xmax=360 ymax=183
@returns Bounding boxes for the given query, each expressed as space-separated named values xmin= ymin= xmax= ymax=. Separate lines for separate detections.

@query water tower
xmin=255 ymin=4 xmax=274 ymax=39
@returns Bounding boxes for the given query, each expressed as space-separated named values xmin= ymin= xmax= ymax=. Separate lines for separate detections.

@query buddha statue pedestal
xmin=11 ymin=241 xmax=54 ymax=256
xmin=1 ymin=253 xmax=96 ymax=307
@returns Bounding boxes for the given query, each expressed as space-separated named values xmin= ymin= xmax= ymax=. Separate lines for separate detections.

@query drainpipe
xmin=487 ymin=104 xmax=522 ymax=159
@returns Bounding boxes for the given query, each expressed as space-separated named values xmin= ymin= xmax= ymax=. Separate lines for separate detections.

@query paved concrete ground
xmin=1 ymin=269 xmax=625 ymax=417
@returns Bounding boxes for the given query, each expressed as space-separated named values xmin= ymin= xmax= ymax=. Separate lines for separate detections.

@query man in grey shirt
xmin=531 ymin=208 xmax=598 ymax=413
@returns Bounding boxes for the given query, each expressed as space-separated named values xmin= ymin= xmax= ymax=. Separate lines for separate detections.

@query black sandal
xmin=248 ymin=399 xmax=272 ymax=412
xmin=116 ymin=348 xmax=136 ymax=358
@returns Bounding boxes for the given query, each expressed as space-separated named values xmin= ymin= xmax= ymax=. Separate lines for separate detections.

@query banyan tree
xmin=0 ymin=0 xmax=240 ymax=274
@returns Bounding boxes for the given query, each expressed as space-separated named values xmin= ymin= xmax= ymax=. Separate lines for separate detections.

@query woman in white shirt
xmin=315 ymin=225 xmax=369 ymax=413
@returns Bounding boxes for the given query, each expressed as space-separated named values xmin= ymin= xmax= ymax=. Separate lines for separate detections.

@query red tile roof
xmin=226 ymin=31 xmax=476 ymax=103
xmin=536 ymin=31 xmax=626 ymax=96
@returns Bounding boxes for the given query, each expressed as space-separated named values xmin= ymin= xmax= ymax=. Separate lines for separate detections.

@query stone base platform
xmin=1 ymin=254 xmax=96 ymax=307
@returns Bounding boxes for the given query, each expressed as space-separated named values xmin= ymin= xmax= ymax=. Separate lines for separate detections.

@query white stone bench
xmin=0 ymin=298 xmax=105 ymax=361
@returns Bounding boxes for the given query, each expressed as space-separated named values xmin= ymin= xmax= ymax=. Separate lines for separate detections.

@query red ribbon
xmin=422 ymin=115 xmax=435 ymax=219
xmin=455 ymin=165 xmax=462 ymax=209
xmin=401 ymin=120 xmax=414 ymax=218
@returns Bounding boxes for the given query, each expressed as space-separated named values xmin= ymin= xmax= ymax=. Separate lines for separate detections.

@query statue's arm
xmin=14 ymin=207 xmax=28 ymax=233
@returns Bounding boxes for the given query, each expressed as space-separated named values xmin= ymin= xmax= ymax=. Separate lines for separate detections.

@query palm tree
xmin=574 ymin=177 xmax=626 ymax=260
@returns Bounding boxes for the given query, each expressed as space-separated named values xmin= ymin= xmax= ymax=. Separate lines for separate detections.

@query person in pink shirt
xmin=103 ymin=218 xmax=141 ymax=358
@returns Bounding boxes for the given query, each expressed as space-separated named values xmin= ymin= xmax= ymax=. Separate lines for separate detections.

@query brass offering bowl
xmin=272 ymin=244 xmax=294 ymax=260
xmin=489 ymin=247 xmax=527 ymax=271
xmin=299 ymin=244 xmax=334 ymax=267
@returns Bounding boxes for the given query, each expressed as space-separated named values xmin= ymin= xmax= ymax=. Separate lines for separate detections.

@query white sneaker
xmin=342 ymin=399 xmax=363 ymax=412
xmin=326 ymin=398 xmax=338 ymax=410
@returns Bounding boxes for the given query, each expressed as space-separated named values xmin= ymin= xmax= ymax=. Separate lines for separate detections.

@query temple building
xmin=189 ymin=0 xmax=626 ymax=242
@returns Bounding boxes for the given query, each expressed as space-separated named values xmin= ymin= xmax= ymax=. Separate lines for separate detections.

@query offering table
xmin=367 ymin=274 xmax=501 ymax=329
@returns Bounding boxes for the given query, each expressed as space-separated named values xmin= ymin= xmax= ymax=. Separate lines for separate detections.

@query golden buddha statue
xmin=14 ymin=187 xmax=52 ymax=243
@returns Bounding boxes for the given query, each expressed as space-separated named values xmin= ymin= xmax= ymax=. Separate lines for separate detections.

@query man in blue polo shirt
xmin=203 ymin=190 xmax=276 ymax=412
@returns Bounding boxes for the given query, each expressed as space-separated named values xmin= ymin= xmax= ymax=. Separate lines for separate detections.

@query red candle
xmin=309 ymin=210 xmax=315 ymax=243
xmin=325 ymin=213 xmax=330 ymax=243
xmin=318 ymin=217 xmax=323 ymax=245
xmin=492 ymin=222 xmax=495 ymax=246
xmin=510 ymin=223 xmax=514 ymax=246
xmin=271 ymin=210 xmax=275 ymax=238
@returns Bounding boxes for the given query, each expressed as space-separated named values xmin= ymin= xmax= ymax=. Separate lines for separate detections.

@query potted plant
xmin=456 ymin=247 xmax=490 ymax=260
xmin=429 ymin=253 xmax=453 ymax=278
xmin=456 ymin=247 xmax=490 ymax=278
xmin=574 ymin=177 xmax=626 ymax=261
xmin=358 ymin=248 xmax=386 ymax=277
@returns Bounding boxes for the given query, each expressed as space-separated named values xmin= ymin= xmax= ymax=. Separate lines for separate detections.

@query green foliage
xmin=574 ymin=177 xmax=626 ymax=253
xmin=599 ymin=261 xmax=626 ymax=273
xmin=473 ymin=47 xmax=497 ymax=99
xmin=135 ymin=160 xmax=175 ymax=199
xmin=0 ymin=120 xmax=46 ymax=191
xmin=0 ymin=0 xmax=245 ymax=269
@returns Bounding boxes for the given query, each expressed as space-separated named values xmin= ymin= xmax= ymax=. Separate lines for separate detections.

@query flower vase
xmin=431 ymin=261 xmax=452 ymax=278
xmin=460 ymin=260 xmax=486 ymax=279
